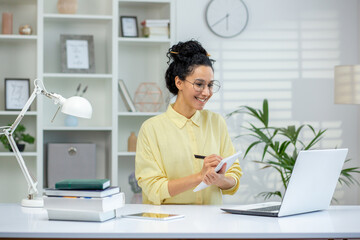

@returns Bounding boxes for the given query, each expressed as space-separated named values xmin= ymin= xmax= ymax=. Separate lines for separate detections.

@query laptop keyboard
xmin=250 ymin=205 xmax=281 ymax=212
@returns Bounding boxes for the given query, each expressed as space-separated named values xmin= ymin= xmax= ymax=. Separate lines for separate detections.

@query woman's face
xmin=175 ymin=65 xmax=214 ymax=115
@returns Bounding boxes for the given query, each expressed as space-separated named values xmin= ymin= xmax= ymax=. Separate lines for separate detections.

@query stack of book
xmin=44 ymin=179 xmax=125 ymax=222
xmin=141 ymin=19 xmax=170 ymax=39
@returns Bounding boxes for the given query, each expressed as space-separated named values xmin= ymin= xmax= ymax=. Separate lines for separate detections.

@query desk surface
xmin=0 ymin=203 xmax=360 ymax=239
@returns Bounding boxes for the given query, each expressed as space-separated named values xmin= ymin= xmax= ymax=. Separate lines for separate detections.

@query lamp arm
xmin=9 ymin=86 xmax=41 ymax=135
xmin=9 ymin=80 xmax=65 ymax=135
xmin=4 ymin=84 xmax=43 ymax=198
xmin=4 ymin=131 xmax=38 ymax=196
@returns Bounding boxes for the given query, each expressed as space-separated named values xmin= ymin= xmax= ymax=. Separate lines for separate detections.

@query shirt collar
xmin=166 ymin=104 xmax=201 ymax=128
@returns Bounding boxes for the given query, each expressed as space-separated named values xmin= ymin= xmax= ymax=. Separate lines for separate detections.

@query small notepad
xmin=193 ymin=151 xmax=242 ymax=192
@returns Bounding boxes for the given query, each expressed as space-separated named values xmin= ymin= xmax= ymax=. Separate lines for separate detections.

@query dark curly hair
xmin=165 ymin=40 xmax=215 ymax=95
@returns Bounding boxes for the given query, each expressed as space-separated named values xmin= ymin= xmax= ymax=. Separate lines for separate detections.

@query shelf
xmin=118 ymin=0 xmax=171 ymax=7
xmin=118 ymin=37 xmax=170 ymax=44
xmin=43 ymin=73 xmax=113 ymax=79
xmin=43 ymin=13 xmax=112 ymax=22
xmin=0 ymin=35 xmax=37 ymax=41
xmin=43 ymin=126 xmax=113 ymax=131
xmin=0 ymin=0 xmax=36 ymax=4
xmin=0 ymin=111 xmax=37 ymax=116
xmin=118 ymin=152 xmax=136 ymax=157
xmin=0 ymin=152 xmax=37 ymax=157
xmin=118 ymin=112 xmax=161 ymax=116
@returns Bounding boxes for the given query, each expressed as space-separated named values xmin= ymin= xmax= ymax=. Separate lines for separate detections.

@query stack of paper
xmin=44 ymin=179 xmax=125 ymax=222
xmin=141 ymin=19 xmax=170 ymax=39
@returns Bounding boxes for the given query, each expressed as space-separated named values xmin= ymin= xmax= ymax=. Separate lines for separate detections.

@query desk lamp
xmin=334 ymin=65 xmax=360 ymax=104
xmin=0 ymin=79 xmax=92 ymax=208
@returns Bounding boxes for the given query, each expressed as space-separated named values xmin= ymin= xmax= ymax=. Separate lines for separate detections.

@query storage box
xmin=47 ymin=143 xmax=96 ymax=188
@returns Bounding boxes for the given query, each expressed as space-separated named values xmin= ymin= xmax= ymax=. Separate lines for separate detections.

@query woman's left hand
xmin=203 ymin=163 xmax=227 ymax=186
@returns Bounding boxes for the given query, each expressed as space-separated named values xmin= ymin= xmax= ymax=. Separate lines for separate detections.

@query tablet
xmin=123 ymin=212 xmax=184 ymax=221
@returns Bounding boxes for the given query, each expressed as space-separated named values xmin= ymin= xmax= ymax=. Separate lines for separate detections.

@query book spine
xmin=55 ymin=179 xmax=110 ymax=190
xmin=141 ymin=20 xmax=170 ymax=27
xmin=118 ymin=80 xmax=137 ymax=112
xmin=44 ymin=192 xmax=125 ymax=212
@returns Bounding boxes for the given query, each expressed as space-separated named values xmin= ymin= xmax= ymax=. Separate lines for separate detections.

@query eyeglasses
xmin=185 ymin=79 xmax=221 ymax=93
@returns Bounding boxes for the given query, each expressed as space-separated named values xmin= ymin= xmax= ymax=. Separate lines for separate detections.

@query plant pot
xmin=9 ymin=144 xmax=25 ymax=152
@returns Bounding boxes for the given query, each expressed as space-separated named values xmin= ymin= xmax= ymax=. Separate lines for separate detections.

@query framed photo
xmin=60 ymin=34 xmax=95 ymax=73
xmin=120 ymin=16 xmax=138 ymax=37
xmin=5 ymin=78 xmax=30 ymax=111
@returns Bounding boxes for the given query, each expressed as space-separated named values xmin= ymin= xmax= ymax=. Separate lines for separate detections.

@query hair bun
xmin=167 ymin=40 xmax=208 ymax=64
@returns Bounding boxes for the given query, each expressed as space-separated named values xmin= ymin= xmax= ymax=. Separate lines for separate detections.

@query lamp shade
xmin=61 ymin=96 xmax=92 ymax=119
xmin=334 ymin=65 xmax=360 ymax=104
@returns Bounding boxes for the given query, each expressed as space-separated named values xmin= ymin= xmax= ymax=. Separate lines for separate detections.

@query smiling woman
xmin=135 ymin=40 xmax=242 ymax=205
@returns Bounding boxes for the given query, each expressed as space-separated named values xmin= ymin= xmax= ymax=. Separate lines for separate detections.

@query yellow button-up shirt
xmin=135 ymin=104 xmax=242 ymax=205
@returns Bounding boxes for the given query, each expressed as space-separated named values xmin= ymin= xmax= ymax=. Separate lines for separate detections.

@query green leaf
xmin=262 ymin=99 xmax=269 ymax=127
xmin=244 ymin=141 xmax=262 ymax=158
xmin=257 ymin=191 xmax=283 ymax=200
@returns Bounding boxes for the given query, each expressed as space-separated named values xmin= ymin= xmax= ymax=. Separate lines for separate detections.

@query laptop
xmin=221 ymin=148 xmax=348 ymax=217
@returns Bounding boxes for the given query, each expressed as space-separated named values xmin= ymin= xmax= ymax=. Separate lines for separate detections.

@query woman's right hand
xmin=199 ymin=154 xmax=222 ymax=183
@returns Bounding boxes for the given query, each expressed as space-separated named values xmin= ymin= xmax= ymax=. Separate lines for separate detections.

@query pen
xmin=194 ymin=154 xmax=206 ymax=159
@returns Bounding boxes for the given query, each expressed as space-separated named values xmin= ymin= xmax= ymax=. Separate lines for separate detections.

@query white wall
xmin=175 ymin=0 xmax=360 ymax=205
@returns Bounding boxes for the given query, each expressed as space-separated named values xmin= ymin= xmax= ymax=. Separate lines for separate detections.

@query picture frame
xmin=120 ymin=16 xmax=138 ymax=37
xmin=60 ymin=34 xmax=95 ymax=73
xmin=118 ymin=79 xmax=137 ymax=112
xmin=5 ymin=78 xmax=30 ymax=111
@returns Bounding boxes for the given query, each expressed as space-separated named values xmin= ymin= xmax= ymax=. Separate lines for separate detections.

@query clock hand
xmin=211 ymin=13 xmax=230 ymax=28
xmin=226 ymin=13 xmax=229 ymax=30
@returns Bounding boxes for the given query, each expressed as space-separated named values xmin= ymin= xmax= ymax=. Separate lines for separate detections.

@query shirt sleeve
xmin=135 ymin=121 xmax=171 ymax=205
xmin=218 ymin=115 xmax=243 ymax=195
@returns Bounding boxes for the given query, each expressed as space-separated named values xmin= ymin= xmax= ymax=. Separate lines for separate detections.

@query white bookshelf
xmin=0 ymin=35 xmax=37 ymax=40
xmin=0 ymin=0 xmax=174 ymax=204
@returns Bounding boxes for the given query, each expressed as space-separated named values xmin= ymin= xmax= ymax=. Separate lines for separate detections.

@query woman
xmin=135 ymin=40 xmax=242 ymax=205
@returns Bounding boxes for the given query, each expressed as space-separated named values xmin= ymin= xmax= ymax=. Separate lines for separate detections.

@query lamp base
xmin=21 ymin=197 xmax=44 ymax=208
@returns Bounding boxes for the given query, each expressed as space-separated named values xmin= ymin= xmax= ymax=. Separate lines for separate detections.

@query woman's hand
xmin=199 ymin=154 xmax=236 ymax=190
xmin=200 ymin=154 xmax=222 ymax=180
xmin=203 ymin=162 xmax=227 ymax=186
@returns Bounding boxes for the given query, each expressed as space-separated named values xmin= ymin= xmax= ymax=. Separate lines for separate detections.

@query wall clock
xmin=205 ymin=0 xmax=249 ymax=38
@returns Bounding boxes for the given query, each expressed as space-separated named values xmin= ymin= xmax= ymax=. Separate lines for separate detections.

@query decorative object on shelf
xmin=227 ymin=99 xmax=360 ymax=201
xmin=0 ymin=124 xmax=34 ymax=152
xmin=47 ymin=143 xmax=96 ymax=188
xmin=118 ymin=79 xmax=137 ymax=112
xmin=205 ymin=0 xmax=249 ymax=38
xmin=128 ymin=172 xmax=142 ymax=204
xmin=64 ymin=83 xmax=88 ymax=127
xmin=2 ymin=12 xmax=13 ymax=34
xmin=60 ymin=34 xmax=95 ymax=73
xmin=127 ymin=132 xmax=137 ymax=152
xmin=141 ymin=19 xmax=170 ymax=39
xmin=64 ymin=115 xmax=78 ymax=127
xmin=0 ymin=79 xmax=92 ymax=208
xmin=57 ymin=0 xmax=78 ymax=14
xmin=19 ymin=24 xmax=32 ymax=35
xmin=5 ymin=78 xmax=30 ymax=111
xmin=120 ymin=16 xmax=138 ymax=37
xmin=134 ymin=82 xmax=163 ymax=112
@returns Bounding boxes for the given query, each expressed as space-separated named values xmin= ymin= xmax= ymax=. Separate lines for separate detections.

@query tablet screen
xmin=123 ymin=212 xmax=184 ymax=220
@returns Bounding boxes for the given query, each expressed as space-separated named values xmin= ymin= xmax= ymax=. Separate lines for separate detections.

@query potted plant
xmin=227 ymin=99 xmax=360 ymax=200
xmin=0 ymin=124 xmax=35 ymax=152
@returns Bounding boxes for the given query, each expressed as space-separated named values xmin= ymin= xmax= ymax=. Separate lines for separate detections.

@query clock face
xmin=205 ymin=0 xmax=249 ymax=38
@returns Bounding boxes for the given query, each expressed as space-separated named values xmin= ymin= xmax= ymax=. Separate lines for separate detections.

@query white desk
xmin=0 ymin=203 xmax=359 ymax=239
